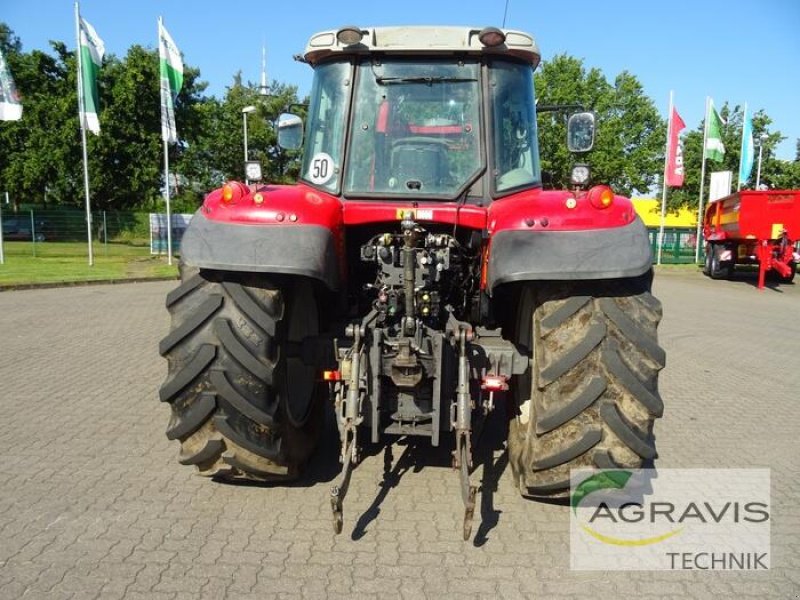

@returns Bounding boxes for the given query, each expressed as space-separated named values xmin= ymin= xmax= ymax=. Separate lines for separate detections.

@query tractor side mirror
xmin=566 ymin=111 xmax=595 ymax=153
xmin=277 ymin=112 xmax=304 ymax=150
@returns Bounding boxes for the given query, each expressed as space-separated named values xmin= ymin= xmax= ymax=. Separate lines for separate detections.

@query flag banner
xmin=159 ymin=19 xmax=183 ymax=144
xmin=738 ymin=106 xmax=754 ymax=186
xmin=709 ymin=171 xmax=732 ymax=201
xmin=666 ymin=106 xmax=686 ymax=187
xmin=705 ymin=101 xmax=725 ymax=162
xmin=0 ymin=48 xmax=22 ymax=121
xmin=78 ymin=16 xmax=105 ymax=134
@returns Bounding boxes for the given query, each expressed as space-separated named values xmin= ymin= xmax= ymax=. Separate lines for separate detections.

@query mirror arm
xmin=536 ymin=103 xmax=586 ymax=114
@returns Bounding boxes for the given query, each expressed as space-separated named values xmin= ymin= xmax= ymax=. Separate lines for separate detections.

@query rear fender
xmin=180 ymin=184 xmax=343 ymax=291
xmin=485 ymin=189 xmax=652 ymax=290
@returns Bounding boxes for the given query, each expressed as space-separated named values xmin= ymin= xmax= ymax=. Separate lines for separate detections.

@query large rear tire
xmin=159 ymin=269 xmax=322 ymax=481
xmin=508 ymin=273 xmax=665 ymax=498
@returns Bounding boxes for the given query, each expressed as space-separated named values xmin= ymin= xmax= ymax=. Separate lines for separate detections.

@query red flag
xmin=666 ymin=107 xmax=686 ymax=187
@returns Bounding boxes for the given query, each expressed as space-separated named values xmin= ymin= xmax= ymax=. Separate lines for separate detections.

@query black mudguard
xmin=487 ymin=217 xmax=652 ymax=290
xmin=180 ymin=211 xmax=340 ymax=291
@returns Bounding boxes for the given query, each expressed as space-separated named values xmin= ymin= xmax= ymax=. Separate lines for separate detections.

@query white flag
xmin=0 ymin=48 xmax=22 ymax=121
xmin=78 ymin=16 xmax=105 ymax=134
xmin=158 ymin=19 xmax=183 ymax=143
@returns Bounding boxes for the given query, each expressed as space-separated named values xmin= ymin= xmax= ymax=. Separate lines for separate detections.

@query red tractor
xmin=160 ymin=26 xmax=665 ymax=538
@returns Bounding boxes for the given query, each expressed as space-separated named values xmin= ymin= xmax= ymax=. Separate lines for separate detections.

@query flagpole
xmin=694 ymin=96 xmax=710 ymax=264
xmin=75 ymin=1 xmax=94 ymax=266
xmin=657 ymin=90 xmax=674 ymax=266
xmin=737 ymin=102 xmax=747 ymax=191
xmin=163 ymin=138 xmax=173 ymax=265
xmin=159 ymin=17 xmax=173 ymax=266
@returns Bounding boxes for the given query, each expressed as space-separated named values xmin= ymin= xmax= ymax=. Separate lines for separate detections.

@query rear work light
xmin=587 ymin=185 xmax=614 ymax=209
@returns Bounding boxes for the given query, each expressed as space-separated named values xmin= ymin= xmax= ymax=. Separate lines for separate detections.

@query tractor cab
xmin=280 ymin=26 xmax=551 ymax=201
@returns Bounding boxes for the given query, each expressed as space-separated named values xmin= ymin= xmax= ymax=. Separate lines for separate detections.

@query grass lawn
xmin=654 ymin=262 xmax=703 ymax=270
xmin=0 ymin=241 xmax=178 ymax=286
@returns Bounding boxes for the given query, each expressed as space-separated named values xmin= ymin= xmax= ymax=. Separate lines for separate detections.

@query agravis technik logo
xmin=569 ymin=469 xmax=770 ymax=571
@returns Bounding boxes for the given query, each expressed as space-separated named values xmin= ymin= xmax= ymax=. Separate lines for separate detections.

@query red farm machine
xmin=159 ymin=26 xmax=665 ymax=539
xmin=703 ymin=189 xmax=800 ymax=288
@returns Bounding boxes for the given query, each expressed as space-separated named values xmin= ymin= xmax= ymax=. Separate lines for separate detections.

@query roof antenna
xmin=502 ymin=0 xmax=510 ymax=27
xmin=259 ymin=42 xmax=269 ymax=96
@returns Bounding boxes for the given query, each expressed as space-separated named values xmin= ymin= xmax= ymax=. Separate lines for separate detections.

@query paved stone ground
xmin=0 ymin=270 xmax=797 ymax=599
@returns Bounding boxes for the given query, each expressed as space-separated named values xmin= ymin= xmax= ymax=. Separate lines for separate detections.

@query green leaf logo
xmin=571 ymin=470 xmax=632 ymax=514
xmin=571 ymin=470 xmax=683 ymax=546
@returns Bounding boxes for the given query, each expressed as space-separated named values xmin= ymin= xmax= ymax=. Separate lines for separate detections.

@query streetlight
xmin=755 ymin=133 xmax=768 ymax=189
xmin=242 ymin=105 xmax=257 ymax=184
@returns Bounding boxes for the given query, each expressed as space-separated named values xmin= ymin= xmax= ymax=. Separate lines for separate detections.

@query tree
xmin=0 ymin=23 xmax=210 ymax=212
xmin=534 ymin=54 xmax=665 ymax=196
xmin=180 ymin=75 xmax=303 ymax=191
xmin=0 ymin=34 xmax=79 ymax=209
xmin=88 ymin=44 xmax=207 ymax=211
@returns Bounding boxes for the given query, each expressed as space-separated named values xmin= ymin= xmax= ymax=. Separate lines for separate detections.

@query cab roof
xmin=303 ymin=26 xmax=540 ymax=68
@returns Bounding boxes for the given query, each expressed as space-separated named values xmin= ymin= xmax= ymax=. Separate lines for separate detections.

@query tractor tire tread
xmin=159 ymin=295 xmax=223 ymax=356
xmin=165 ymin=273 xmax=203 ymax=308
xmin=600 ymin=401 xmax=657 ymax=460
xmin=540 ymin=295 xmax=591 ymax=337
xmin=160 ymin=271 xmax=319 ymax=483
xmin=602 ymin=340 xmax=664 ymax=417
xmin=210 ymin=369 xmax=275 ymax=427
xmin=178 ymin=433 xmax=224 ymax=465
xmin=531 ymin=427 xmax=603 ymax=471
xmin=214 ymin=318 xmax=275 ymax=382
xmin=539 ymin=320 xmax=606 ymax=386
xmin=509 ymin=274 xmax=664 ymax=498
xmin=213 ymin=415 xmax=282 ymax=461
xmin=598 ymin=297 xmax=666 ymax=368
xmin=535 ymin=376 xmax=607 ymax=434
xmin=221 ymin=281 xmax=280 ymax=336
xmin=166 ymin=392 xmax=217 ymax=440
xmin=159 ymin=344 xmax=216 ymax=403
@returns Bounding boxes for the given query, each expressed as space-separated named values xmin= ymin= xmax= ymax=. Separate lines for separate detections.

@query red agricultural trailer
xmin=703 ymin=189 xmax=800 ymax=288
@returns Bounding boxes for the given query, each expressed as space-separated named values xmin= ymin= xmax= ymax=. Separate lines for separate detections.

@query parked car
xmin=1 ymin=217 xmax=49 ymax=241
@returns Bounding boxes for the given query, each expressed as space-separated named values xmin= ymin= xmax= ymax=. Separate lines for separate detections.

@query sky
xmin=4 ymin=0 xmax=800 ymax=160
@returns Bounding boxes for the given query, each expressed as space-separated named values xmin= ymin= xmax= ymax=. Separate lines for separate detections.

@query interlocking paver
xmin=0 ymin=271 xmax=797 ymax=598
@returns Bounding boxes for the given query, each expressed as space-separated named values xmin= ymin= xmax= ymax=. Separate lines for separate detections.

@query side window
xmin=491 ymin=62 xmax=541 ymax=193
xmin=301 ymin=62 xmax=351 ymax=192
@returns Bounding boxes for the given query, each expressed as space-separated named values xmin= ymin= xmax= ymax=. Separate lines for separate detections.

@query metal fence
xmin=1 ymin=208 xmax=150 ymax=242
xmin=1 ymin=210 xmax=706 ymax=266
xmin=0 ymin=209 xmax=182 ymax=261
xmin=647 ymin=228 xmax=702 ymax=264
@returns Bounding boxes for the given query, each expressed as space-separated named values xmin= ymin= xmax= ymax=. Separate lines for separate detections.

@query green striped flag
xmin=158 ymin=19 xmax=183 ymax=143
xmin=78 ymin=16 xmax=104 ymax=134
xmin=705 ymin=100 xmax=725 ymax=163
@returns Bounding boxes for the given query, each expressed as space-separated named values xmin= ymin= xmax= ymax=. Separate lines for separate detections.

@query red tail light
xmin=221 ymin=181 xmax=248 ymax=204
xmin=322 ymin=370 xmax=342 ymax=381
xmin=587 ymin=185 xmax=614 ymax=209
xmin=481 ymin=374 xmax=508 ymax=391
